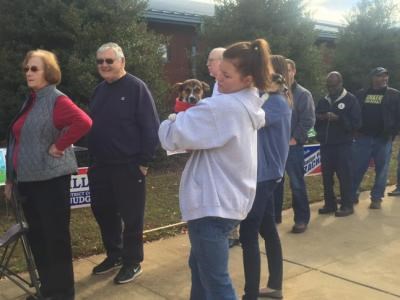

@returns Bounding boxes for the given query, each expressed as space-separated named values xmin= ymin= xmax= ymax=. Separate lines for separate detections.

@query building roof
xmin=146 ymin=0 xmax=214 ymax=26
xmin=314 ymin=20 xmax=343 ymax=40
xmin=145 ymin=0 xmax=343 ymax=39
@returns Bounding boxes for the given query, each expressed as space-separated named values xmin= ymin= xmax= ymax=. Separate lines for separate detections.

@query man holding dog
xmin=87 ymin=42 xmax=159 ymax=284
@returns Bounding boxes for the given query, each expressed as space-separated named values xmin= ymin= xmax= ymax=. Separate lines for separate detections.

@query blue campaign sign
xmin=303 ymin=144 xmax=322 ymax=176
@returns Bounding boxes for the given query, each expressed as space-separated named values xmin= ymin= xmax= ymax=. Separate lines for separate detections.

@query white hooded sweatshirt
xmin=158 ymin=87 xmax=265 ymax=221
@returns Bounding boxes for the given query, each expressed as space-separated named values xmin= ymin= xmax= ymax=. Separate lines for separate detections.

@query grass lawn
xmin=0 ymin=140 xmax=399 ymax=272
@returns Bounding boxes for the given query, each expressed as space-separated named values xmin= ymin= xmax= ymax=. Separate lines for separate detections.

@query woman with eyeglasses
xmin=4 ymin=49 xmax=92 ymax=300
xmin=240 ymin=55 xmax=293 ymax=300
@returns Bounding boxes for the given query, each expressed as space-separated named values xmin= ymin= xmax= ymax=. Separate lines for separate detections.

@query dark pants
xmin=17 ymin=175 xmax=74 ymax=299
xmin=88 ymin=163 xmax=145 ymax=266
xmin=274 ymin=144 xmax=310 ymax=225
xmin=320 ymin=143 xmax=353 ymax=209
xmin=240 ymin=180 xmax=283 ymax=300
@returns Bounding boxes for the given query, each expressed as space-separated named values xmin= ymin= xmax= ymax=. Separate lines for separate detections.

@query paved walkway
xmin=2 ymin=188 xmax=400 ymax=299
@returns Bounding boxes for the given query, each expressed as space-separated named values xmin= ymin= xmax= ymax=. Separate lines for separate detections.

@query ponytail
xmin=223 ymin=38 xmax=272 ymax=91
xmin=270 ymin=55 xmax=293 ymax=107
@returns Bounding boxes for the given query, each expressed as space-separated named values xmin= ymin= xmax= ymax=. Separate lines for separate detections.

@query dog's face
xmin=173 ymin=79 xmax=210 ymax=104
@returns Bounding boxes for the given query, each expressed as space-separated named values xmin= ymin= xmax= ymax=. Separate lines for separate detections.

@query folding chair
xmin=0 ymin=189 xmax=42 ymax=299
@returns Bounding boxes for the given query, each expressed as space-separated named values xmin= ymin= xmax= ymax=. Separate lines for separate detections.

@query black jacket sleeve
xmin=136 ymin=83 xmax=160 ymax=166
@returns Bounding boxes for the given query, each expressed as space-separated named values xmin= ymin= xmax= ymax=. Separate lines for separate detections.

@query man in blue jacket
xmin=315 ymin=72 xmax=361 ymax=217
xmin=352 ymin=67 xmax=400 ymax=209
xmin=87 ymin=43 xmax=160 ymax=284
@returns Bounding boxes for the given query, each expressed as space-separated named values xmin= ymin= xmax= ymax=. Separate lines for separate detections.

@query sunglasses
xmin=96 ymin=58 xmax=115 ymax=65
xmin=23 ymin=66 xmax=40 ymax=73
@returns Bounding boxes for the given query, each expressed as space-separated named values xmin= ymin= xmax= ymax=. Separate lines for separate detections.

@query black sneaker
xmin=114 ymin=264 xmax=142 ymax=284
xmin=92 ymin=257 xmax=122 ymax=275
xmin=318 ymin=206 xmax=337 ymax=214
xmin=335 ymin=207 xmax=354 ymax=217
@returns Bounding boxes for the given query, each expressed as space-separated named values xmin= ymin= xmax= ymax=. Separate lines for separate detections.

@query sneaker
xmin=258 ymin=287 xmax=283 ymax=299
xmin=369 ymin=201 xmax=381 ymax=209
xmin=335 ymin=207 xmax=354 ymax=217
xmin=318 ymin=206 xmax=337 ymax=214
xmin=291 ymin=223 xmax=307 ymax=234
xmin=388 ymin=188 xmax=400 ymax=196
xmin=114 ymin=264 xmax=142 ymax=284
xmin=92 ymin=257 xmax=122 ymax=275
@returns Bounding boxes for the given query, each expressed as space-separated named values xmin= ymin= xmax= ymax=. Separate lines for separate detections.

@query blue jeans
xmin=274 ymin=144 xmax=310 ymax=225
xmin=188 ymin=217 xmax=240 ymax=300
xmin=352 ymin=135 xmax=392 ymax=201
xmin=240 ymin=180 xmax=282 ymax=300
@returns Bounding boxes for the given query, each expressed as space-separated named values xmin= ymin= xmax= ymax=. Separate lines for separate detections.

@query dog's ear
xmin=201 ymin=81 xmax=211 ymax=92
xmin=172 ymin=82 xmax=184 ymax=93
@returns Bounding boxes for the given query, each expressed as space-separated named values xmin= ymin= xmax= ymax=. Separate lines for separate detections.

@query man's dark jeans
xmin=274 ymin=144 xmax=310 ymax=225
xmin=89 ymin=163 xmax=146 ymax=267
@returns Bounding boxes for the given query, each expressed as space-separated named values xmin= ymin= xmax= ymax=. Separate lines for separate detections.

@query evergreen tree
xmin=201 ymin=0 xmax=326 ymax=97
xmin=334 ymin=0 xmax=400 ymax=92
xmin=0 ymin=0 xmax=167 ymax=140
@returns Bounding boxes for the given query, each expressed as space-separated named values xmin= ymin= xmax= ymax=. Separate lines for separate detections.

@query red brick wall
xmin=148 ymin=22 xmax=197 ymax=85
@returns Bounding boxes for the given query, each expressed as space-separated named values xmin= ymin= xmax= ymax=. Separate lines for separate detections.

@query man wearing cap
xmin=352 ymin=67 xmax=400 ymax=209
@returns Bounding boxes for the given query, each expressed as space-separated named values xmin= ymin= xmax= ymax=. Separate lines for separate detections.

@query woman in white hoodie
xmin=158 ymin=39 xmax=272 ymax=300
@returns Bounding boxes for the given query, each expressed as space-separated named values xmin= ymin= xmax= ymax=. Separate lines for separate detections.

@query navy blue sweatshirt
xmin=88 ymin=73 xmax=160 ymax=166
xmin=315 ymin=89 xmax=361 ymax=145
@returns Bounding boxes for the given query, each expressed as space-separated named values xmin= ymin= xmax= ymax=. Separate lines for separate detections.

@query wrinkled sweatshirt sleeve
xmin=158 ymin=101 xmax=231 ymax=151
xmin=264 ymin=97 xmax=291 ymax=127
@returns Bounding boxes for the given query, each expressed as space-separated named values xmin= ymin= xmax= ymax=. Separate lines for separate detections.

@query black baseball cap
xmin=369 ymin=67 xmax=388 ymax=77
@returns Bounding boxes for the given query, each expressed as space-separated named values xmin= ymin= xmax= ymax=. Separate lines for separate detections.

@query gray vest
xmin=17 ymin=85 xmax=78 ymax=182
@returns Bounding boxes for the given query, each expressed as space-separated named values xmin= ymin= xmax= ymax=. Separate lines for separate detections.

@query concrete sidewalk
xmin=2 ymin=188 xmax=400 ymax=300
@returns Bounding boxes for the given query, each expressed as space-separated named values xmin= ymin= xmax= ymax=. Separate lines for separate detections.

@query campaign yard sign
xmin=303 ymin=144 xmax=321 ymax=176
xmin=70 ymin=168 xmax=91 ymax=209
xmin=1 ymin=146 xmax=323 ymax=208
xmin=0 ymin=148 xmax=91 ymax=208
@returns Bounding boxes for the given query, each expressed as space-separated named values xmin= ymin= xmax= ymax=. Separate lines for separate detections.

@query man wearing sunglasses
xmin=87 ymin=42 xmax=160 ymax=284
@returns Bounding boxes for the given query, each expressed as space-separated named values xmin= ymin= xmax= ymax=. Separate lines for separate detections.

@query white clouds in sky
xmin=194 ymin=0 xmax=360 ymax=24
xmin=304 ymin=0 xmax=358 ymax=23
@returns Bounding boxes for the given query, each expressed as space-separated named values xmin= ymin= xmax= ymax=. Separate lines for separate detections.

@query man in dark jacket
xmin=352 ymin=67 xmax=400 ymax=209
xmin=88 ymin=43 xmax=160 ymax=284
xmin=316 ymin=72 xmax=361 ymax=217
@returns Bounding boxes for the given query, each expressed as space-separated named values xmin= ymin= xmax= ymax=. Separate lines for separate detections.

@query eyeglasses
xmin=23 ymin=66 xmax=40 ymax=73
xmin=96 ymin=58 xmax=115 ymax=65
